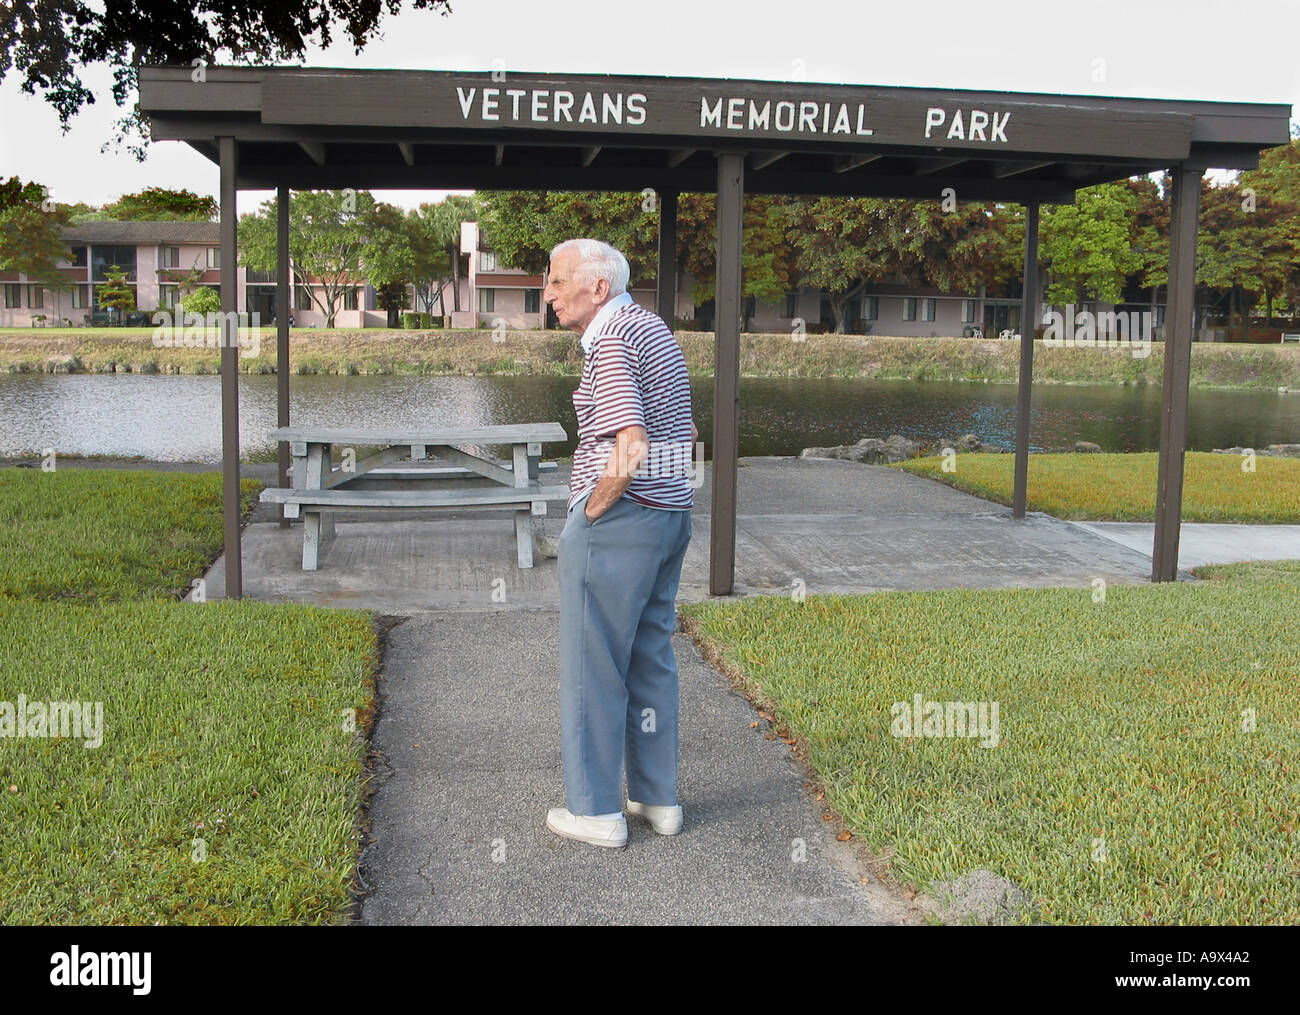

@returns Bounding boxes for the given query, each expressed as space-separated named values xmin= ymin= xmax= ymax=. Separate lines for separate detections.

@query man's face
xmin=544 ymin=249 xmax=609 ymax=332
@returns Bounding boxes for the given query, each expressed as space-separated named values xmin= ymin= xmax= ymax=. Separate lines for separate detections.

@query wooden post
xmin=657 ymin=189 xmax=678 ymax=324
xmin=277 ymin=183 xmax=291 ymax=528
xmin=1152 ymin=165 xmax=1203 ymax=581
xmin=711 ymin=153 xmax=744 ymax=596
xmin=1012 ymin=201 xmax=1040 ymax=519
xmin=219 ymin=136 xmax=242 ymax=598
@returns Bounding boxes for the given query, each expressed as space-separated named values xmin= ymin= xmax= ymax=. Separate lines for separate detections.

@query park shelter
xmin=136 ymin=65 xmax=1291 ymax=598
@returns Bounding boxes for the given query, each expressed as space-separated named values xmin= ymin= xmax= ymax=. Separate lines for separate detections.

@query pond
xmin=1 ymin=373 xmax=1297 ymax=462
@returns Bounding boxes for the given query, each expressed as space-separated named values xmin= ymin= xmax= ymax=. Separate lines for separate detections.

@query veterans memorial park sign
xmin=259 ymin=72 xmax=1192 ymax=161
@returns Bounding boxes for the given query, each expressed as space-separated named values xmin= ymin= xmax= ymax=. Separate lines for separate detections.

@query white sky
xmin=1 ymin=0 xmax=1296 ymax=212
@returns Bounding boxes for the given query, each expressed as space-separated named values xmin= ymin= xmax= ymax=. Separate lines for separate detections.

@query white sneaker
xmin=626 ymin=800 xmax=684 ymax=835
xmin=545 ymin=808 xmax=628 ymax=848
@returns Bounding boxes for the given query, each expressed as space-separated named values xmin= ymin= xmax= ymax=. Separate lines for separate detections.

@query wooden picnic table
xmin=259 ymin=423 xmax=570 ymax=570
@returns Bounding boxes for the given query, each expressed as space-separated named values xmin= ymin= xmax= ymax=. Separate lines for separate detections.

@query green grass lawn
xmin=0 ymin=468 xmax=262 ymax=600
xmin=680 ymin=560 xmax=1300 ymax=925
xmin=0 ymin=467 xmax=379 ymax=925
xmin=895 ymin=451 xmax=1300 ymax=523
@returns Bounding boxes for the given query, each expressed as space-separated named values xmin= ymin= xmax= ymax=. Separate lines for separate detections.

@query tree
xmin=431 ymin=195 xmax=477 ymax=314
xmin=479 ymin=190 xmax=660 ymax=281
xmin=1227 ymin=138 xmax=1300 ymax=323
xmin=96 ymin=265 xmax=134 ymax=322
xmin=675 ymin=194 xmax=799 ymax=326
xmin=403 ymin=204 xmax=454 ymax=318
xmin=240 ymin=190 xmax=381 ymax=328
xmin=1040 ymin=182 xmax=1146 ymax=305
xmin=0 ymin=1 xmax=452 ymax=157
xmin=0 ymin=176 xmax=72 ymax=288
xmin=184 ymin=286 xmax=220 ymax=315
xmin=375 ymin=281 xmax=409 ymax=326
xmin=79 ymin=187 xmax=217 ymax=221
xmin=361 ymin=201 xmax=415 ymax=326
xmin=480 ymin=190 xmax=796 ymax=326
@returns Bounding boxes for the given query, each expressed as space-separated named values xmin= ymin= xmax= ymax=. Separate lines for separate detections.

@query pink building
xmin=1 ymin=217 xmax=1041 ymax=337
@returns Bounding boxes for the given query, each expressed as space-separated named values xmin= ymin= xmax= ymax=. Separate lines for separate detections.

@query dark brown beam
xmin=993 ymin=160 xmax=1054 ymax=179
xmin=834 ymin=153 xmax=883 ymax=173
xmin=219 ymin=136 xmax=242 ymax=598
xmin=915 ymin=157 xmax=969 ymax=175
xmin=276 ymin=183 xmax=291 ymax=530
xmin=711 ymin=152 xmax=744 ymax=597
xmin=667 ymin=148 xmax=694 ymax=168
xmin=580 ymin=146 xmax=601 ymax=166
xmin=494 ymin=144 xmax=505 ymax=166
xmin=397 ymin=142 xmax=414 ymax=165
xmin=230 ymin=161 xmax=1077 ymax=202
xmin=1152 ymin=165 xmax=1203 ymax=581
xmin=299 ymin=141 xmax=326 ymax=165
xmin=750 ymin=150 xmax=790 ymax=170
xmin=1012 ymin=201 xmax=1040 ymax=519
xmin=656 ymin=189 xmax=678 ymax=324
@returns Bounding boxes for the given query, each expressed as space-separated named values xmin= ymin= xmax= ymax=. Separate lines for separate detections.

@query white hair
xmin=549 ymin=238 xmax=629 ymax=296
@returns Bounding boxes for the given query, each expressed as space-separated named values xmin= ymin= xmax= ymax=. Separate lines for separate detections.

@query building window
xmin=902 ymin=298 xmax=917 ymax=321
xmin=479 ymin=250 xmax=497 ymax=272
xmin=862 ymin=296 xmax=878 ymax=321
xmin=207 ymin=247 xmax=220 ymax=269
xmin=159 ymin=285 xmax=179 ymax=310
xmin=4 ymin=284 xmax=21 ymax=308
xmin=91 ymin=245 xmax=136 ymax=282
xmin=478 ymin=288 xmax=495 ymax=313
xmin=71 ymin=246 xmax=88 ymax=267
xmin=784 ymin=292 xmax=798 ymax=318
xmin=961 ymin=299 xmax=976 ymax=323
xmin=72 ymin=285 xmax=89 ymax=309
xmin=525 ymin=288 xmax=540 ymax=314
xmin=921 ymin=298 xmax=936 ymax=322
xmin=295 ymin=285 xmax=313 ymax=311
xmin=161 ymin=246 xmax=180 ymax=268
xmin=343 ymin=287 xmax=359 ymax=311
xmin=27 ymin=286 xmax=44 ymax=309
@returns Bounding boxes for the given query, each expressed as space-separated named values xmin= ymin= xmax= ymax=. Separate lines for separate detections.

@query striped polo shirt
xmin=568 ymin=292 xmax=694 ymax=511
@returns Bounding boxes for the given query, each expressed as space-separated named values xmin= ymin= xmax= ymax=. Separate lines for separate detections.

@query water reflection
xmin=0 ymin=372 xmax=1296 ymax=462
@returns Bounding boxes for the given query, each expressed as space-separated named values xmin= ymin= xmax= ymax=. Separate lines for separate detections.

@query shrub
xmin=182 ymin=287 xmax=220 ymax=315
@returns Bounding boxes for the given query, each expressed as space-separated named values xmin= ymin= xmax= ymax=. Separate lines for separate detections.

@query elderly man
xmin=543 ymin=238 xmax=696 ymax=849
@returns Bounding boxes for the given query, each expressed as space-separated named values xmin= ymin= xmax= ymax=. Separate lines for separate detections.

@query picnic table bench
xmin=259 ymin=424 xmax=570 ymax=570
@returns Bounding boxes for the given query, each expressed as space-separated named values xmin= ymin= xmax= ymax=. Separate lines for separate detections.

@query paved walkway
xmin=213 ymin=457 xmax=1179 ymax=611
xmin=359 ymin=609 xmax=918 ymax=925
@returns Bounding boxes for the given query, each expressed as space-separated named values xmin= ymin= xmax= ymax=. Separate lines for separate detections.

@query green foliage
xmin=95 ymin=264 xmax=135 ymax=319
xmin=182 ymin=286 xmax=220 ymax=315
xmin=0 ymin=176 xmax=72 ymax=287
xmin=1041 ymin=182 xmax=1144 ymax=304
xmin=1198 ymin=141 xmax=1300 ymax=329
xmin=85 ymin=187 xmax=217 ymax=221
xmin=0 ymin=1 xmax=452 ymax=158
xmin=240 ymin=190 xmax=380 ymax=327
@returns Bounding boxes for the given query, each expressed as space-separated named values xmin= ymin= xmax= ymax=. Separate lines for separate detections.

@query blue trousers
xmin=558 ymin=491 xmax=692 ymax=816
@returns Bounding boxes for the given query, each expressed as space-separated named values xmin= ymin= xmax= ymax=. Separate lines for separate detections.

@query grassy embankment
xmin=0 ymin=467 xmax=378 ymax=925
xmin=3 ymin=328 xmax=1299 ymax=389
